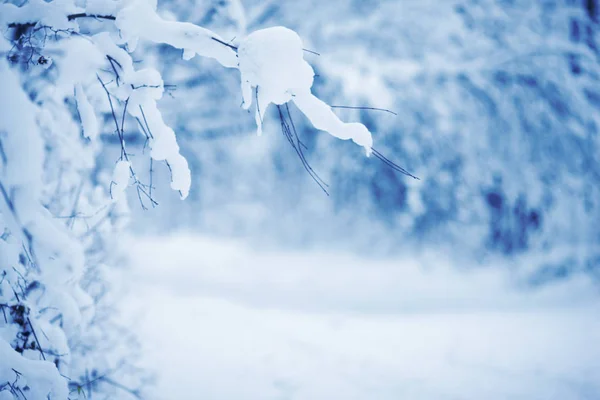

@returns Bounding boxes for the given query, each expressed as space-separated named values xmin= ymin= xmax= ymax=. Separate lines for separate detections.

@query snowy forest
xmin=1 ymin=0 xmax=599 ymax=399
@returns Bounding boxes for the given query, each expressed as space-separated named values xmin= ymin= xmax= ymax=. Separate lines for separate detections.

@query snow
xmin=0 ymin=340 xmax=68 ymax=400
xmin=0 ymin=55 xmax=95 ymax=400
xmin=55 ymin=36 xmax=105 ymax=98
xmin=0 ymin=0 xmax=81 ymax=31
xmin=115 ymin=0 xmax=238 ymax=67
xmin=111 ymin=160 xmax=131 ymax=201
xmin=2 ymin=2 xmax=597 ymax=399
xmin=130 ymin=100 xmax=191 ymax=199
xmin=92 ymin=32 xmax=192 ymax=199
xmin=75 ymin=84 xmax=99 ymax=140
xmin=166 ymin=153 xmax=192 ymax=197
xmin=0 ymin=60 xmax=44 ymax=189
xmin=238 ymin=26 xmax=314 ymax=135
xmin=123 ymin=235 xmax=600 ymax=400
xmin=293 ymin=92 xmax=373 ymax=154
xmin=109 ymin=15 xmax=378 ymax=194
xmin=84 ymin=0 xmax=120 ymax=17
xmin=238 ymin=26 xmax=373 ymax=153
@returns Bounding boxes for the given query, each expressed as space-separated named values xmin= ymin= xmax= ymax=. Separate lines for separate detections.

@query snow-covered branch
xmin=0 ymin=0 xmax=415 ymax=398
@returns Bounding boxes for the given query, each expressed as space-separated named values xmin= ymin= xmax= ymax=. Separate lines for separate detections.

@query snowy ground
xmin=123 ymin=235 xmax=600 ymax=400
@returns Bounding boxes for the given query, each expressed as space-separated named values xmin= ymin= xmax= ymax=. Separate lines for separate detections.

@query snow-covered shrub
xmin=0 ymin=0 xmax=395 ymax=398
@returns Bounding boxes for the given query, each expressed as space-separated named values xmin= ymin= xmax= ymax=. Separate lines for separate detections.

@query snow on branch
xmin=115 ymin=0 xmax=238 ymax=67
xmin=0 ymin=1 xmax=419 ymax=399
xmin=2 ymin=0 xmax=387 ymax=161
xmin=115 ymin=13 xmax=378 ymax=156
xmin=91 ymin=32 xmax=192 ymax=200
xmin=0 ymin=0 xmax=81 ymax=31
xmin=237 ymin=26 xmax=373 ymax=155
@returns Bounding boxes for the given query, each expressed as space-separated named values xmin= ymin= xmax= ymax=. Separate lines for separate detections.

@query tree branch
xmin=7 ymin=13 xmax=115 ymax=28
xmin=66 ymin=13 xmax=116 ymax=22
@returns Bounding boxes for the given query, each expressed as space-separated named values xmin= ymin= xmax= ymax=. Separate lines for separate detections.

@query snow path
xmin=123 ymin=235 xmax=600 ymax=400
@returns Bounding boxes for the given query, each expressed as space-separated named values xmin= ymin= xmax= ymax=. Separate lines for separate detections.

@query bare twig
xmin=67 ymin=13 xmax=116 ymax=22
xmin=302 ymin=48 xmax=320 ymax=56
xmin=26 ymin=317 xmax=46 ymax=360
xmin=330 ymin=105 xmax=398 ymax=116
xmin=277 ymin=105 xmax=329 ymax=195
xmin=210 ymin=36 xmax=238 ymax=51
xmin=371 ymin=148 xmax=419 ymax=179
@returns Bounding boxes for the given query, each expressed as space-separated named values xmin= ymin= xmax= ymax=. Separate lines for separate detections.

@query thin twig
xmin=99 ymin=377 xmax=141 ymax=399
xmin=330 ymin=105 xmax=398 ymax=116
xmin=27 ymin=317 xmax=46 ymax=361
xmin=210 ymin=36 xmax=238 ymax=51
xmin=67 ymin=13 xmax=116 ymax=22
xmin=302 ymin=48 xmax=320 ymax=56
xmin=277 ymin=105 xmax=329 ymax=195
xmin=371 ymin=148 xmax=419 ymax=179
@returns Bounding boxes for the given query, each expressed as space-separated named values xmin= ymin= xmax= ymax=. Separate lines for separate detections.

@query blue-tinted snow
xmin=124 ymin=235 xmax=600 ymax=400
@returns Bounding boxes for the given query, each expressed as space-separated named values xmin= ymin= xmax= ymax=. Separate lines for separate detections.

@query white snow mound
xmin=237 ymin=26 xmax=373 ymax=154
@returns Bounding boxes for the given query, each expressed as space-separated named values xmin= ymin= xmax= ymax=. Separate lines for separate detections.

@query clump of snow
xmin=0 ymin=0 xmax=81 ymax=31
xmin=128 ymin=99 xmax=191 ymax=199
xmin=0 ymin=340 xmax=68 ymax=400
xmin=237 ymin=26 xmax=373 ymax=154
xmin=92 ymin=32 xmax=191 ymax=199
xmin=116 ymin=0 xmax=238 ymax=68
xmin=238 ymin=26 xmax=314 ymax=135
xmin=55 ymin=36 xmax=105 ymax=98
xmin=75 ymin=84 xmax=99 ymax=140
xmin=167 ymin=153 xmax=192 ymax=197
xmin=111 ymin=160 xmax=131 ymax=201
xmin=293 ymin=92 xmax=373 ymax=154
xmin=0 ymin=60 xmax=44 ymax=190
xmin=84 ymin=0 xmax=121 ymax=17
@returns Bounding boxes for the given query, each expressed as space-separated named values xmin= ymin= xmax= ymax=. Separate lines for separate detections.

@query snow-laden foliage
xmin=0 ymin=0 xmax=386 ymax=398
xmin=0 ymin=18 xmax=142 ymax=399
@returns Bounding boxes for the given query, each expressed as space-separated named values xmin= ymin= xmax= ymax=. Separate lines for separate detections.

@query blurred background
xmin=105 ymin=0 xmax=600 ymax=398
